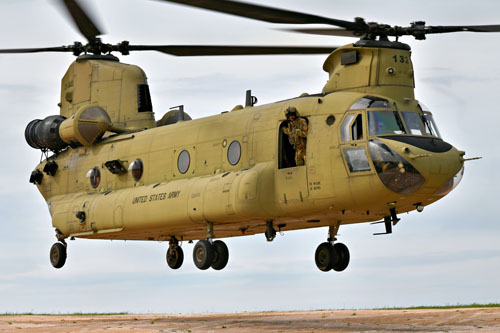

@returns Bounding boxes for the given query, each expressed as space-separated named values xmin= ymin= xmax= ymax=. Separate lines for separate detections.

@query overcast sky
xmin=0 ymin=0 xmax=499 ymax=314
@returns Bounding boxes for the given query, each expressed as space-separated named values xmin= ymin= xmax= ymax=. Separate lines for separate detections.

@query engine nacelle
xmin=25 ymin=106 xmax=113 ymax=152
xmin=25 ymin=115 xmax=68 ymax=151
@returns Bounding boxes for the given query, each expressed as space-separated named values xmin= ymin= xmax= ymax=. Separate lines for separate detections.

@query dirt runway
xmin=1 ymin=307 xmax=500 ymax=332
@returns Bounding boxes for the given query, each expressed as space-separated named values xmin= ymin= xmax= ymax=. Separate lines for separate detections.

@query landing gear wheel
xmin=50 ymin=242 xmax=67 ymax=269
xmin=193 ymin=240 xmax=214 ymax=270
xmin=332 ymin=243 xmax=350 ymax=272
xmin=211 ymin=240 xmax=229 ymax=270
xmin=314 ymin=242 xmax=337 ymax=272
xmin=166 ymin=246 xmax=184 ymax=269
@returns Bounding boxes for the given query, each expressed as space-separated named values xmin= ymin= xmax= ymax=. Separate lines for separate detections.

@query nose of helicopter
xmin=422 ymin=147 xmax=465 ymax=197
xmin=369 ymin=138 xmax=464 ymax=196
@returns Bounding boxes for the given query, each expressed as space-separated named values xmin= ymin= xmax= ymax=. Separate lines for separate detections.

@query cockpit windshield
xmin=401 ymin=112 xmax=425 ymax=135
xmin=351 ymin=96 xmax=442 ymax=138
xmin=368 ymin=110 xmax=406 ymax=136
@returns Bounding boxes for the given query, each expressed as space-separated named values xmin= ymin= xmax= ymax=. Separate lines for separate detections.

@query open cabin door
xmin=275 ymin=119 xmax=309 ymax=204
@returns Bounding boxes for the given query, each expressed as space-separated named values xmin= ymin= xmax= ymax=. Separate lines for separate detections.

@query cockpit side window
xmin=368 ymin=110 xmax=406 ymax=136
xmin=341 ymin=114 xmax=355 ymax=142
xmin=341 ymin=113 xmax=364 ymax=142
xmin=351 ymin=114 xmax=363 ymax=140
xmin=421 ymin=112 xmax=442 ymax=138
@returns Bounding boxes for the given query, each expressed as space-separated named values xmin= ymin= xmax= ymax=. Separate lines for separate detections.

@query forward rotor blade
xmin=425 ymin=24 xmax=500 ymax=34
xmin=59 ymin=0 xmax=103 ymax=43
xmin=280 ymin=28 xmax=360 ymax=38
xmin=126 ymin=45 xmax=336 ymax=56
xmin=0 ymin=46 xmax=73 ymax=54
xmin=157 ymin=0 xmax=359 ymax=30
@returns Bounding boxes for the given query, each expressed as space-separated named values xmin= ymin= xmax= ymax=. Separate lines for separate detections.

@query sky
xmin=0 ymin=0 xmax=499 ymax=314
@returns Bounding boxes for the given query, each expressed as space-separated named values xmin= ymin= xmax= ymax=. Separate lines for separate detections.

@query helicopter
xmin=2 ymin=0 xmax=495 ymax=273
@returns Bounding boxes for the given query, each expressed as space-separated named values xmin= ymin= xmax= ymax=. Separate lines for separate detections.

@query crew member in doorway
xmin=282 ymin=106 xmax=308 ymax=166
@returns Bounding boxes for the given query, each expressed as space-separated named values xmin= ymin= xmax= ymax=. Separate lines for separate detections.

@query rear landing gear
xmin=50 ymin=242 xmax=67 ymax=269
xmin=211 ymin=240 xmax=229 ymax=270
xmin=166 ymin=236 xmax=184 ymax=269
xmin=314 ymin=223 xmax=350 ymax=272
xmin=192 ymin=239 xmax=229 ymax=270
xmin=193 ymin=240 xmax=214 ymax=270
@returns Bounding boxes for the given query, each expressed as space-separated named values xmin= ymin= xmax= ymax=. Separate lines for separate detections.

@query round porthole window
xmin=326 ymin=114 xmax=335 ymax=126
xmin=86 ymin=166 xmax=101 ymax=188
xmin=227 ymin=140 xmax=241 ymax=165
xmin=128 ymin=159 xmax=144 ymax=181
xmin=177 ymin=150 xmax=190 ymax=174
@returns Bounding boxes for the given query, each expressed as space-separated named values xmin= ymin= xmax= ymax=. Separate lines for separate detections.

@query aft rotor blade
xmin=0 ymin=46 xmax=73 ymax=54
xmin=157 ymin=0 xmax=359 ymax=30
xmin=59 ymin=0 xmax=103 ymax=43
xmin=126 ymin=44 xmax=337 ymax=56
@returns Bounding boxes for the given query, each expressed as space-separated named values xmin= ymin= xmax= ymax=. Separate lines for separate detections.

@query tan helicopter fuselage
xmin=32 ymin=43 xmax=464 ymax=242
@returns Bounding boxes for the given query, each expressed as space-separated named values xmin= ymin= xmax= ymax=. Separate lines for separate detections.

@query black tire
xmin=166 ymin=246 xmax=184 ymax=269
xmin=193 ymin=240 xmax=214 ymax=270
xmin=50 ymin=242 xmax=67 ymax=269
xmin=332 ymin=243 xmax=350 ymax=272
xmin=211 ymin=240 xmax=229 ymax=270
xmin=314 ymin=242 xmax=337 ymax=272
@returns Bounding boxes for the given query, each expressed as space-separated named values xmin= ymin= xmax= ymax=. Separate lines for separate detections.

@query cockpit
xmin=339 ymin=95 xmax=460 ymax=196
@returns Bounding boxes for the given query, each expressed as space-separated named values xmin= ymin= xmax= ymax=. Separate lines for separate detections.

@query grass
xmin=379 ymin=303 xmax=500 ymax=310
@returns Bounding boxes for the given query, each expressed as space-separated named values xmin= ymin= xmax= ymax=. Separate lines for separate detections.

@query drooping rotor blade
xmin=156 ymin=0 xmax=361 ymax=30
xmin=58 ymin=0 xmax=103 ymax=43
xmin=125 ymin=44 xmax=337 ymax=56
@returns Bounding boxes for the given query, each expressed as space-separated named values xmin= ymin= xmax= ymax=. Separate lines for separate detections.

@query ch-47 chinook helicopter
xmin=3 ymin=0 xmax=495 ymax=272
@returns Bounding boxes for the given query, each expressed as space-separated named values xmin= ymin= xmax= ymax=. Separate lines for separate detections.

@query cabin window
xmin=128 ymin=159 xmax=144 ymax=181
xmin=227 ymin=140 xmax=241 ymax=165
xmin=177 ymin=150 xmax=190 ymax=174
xmin=86 ymin=166 xmax=101 ymax=188
xmin=343 ymin=147 xmax=371 ymax=173
xmin=368 ymin=110 xmax=405 ymax=136
xmin=137 ymin=84 xmax=153 ymax=113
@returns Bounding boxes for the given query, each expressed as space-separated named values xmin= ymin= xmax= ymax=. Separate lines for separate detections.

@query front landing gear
xmin=50 ymin=242 xmax=67 ymax=269
xmin=315 ymin=242 xmax=336 ymax=271
xmin=314 ymin=223 xmax=350 ymax=272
